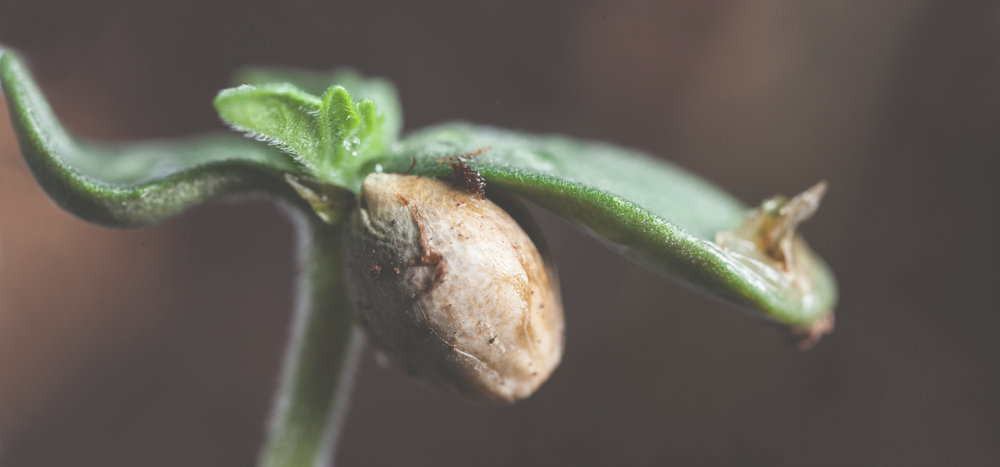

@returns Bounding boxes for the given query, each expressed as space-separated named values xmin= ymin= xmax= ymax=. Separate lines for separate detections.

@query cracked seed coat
xmin=345 ymin=173 xmax=564 ymax=403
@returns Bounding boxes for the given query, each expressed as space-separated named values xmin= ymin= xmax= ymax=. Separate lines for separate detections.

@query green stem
xmin=260 ymin=212 xmax=363 ymax=467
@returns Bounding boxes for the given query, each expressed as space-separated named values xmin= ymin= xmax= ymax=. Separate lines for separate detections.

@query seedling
xmin=0 ymin=50 xmax=836 ymax=467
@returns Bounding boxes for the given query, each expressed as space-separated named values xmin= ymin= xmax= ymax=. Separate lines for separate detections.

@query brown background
xmin=1 ymin=1 xmax=998 ymax=466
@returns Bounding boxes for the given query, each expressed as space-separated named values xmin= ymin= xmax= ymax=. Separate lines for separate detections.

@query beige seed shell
xmin=344 ymin=173 xmax=564 ymax=403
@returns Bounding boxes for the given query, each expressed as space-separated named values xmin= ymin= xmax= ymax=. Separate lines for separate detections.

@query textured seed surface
xmin=345 ymin=173 xmax=564 ymax=403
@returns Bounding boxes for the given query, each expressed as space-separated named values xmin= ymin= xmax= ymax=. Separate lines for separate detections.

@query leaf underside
xmin=378 ymin=123 xmax=836 ymax=328
xmin=0 ymin=52 xmax=304 ymax=227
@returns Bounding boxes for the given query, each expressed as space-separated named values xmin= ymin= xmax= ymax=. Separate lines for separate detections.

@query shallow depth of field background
xmin=1 ymin=1 xmax=997 ymax=466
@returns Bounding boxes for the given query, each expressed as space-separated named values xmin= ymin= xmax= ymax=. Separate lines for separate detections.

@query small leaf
xmin=219 ymin=68 xmax=400 ymax=192
xmin=214 ymin=84 xmax=324 ymax=172
xmin=377 ymin=123 xmax=837 ymax=334
xmin=320 ymin=86 xmax=360 ymax=165
xmin=231 ymin=66 xmax=401 ymax=147
xmin=0 ymin=52 xmax=304 ymax=227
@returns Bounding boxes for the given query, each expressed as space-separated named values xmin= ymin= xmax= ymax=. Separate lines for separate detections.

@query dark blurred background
xmin=1 ymin=1 xmax=998 ymax=466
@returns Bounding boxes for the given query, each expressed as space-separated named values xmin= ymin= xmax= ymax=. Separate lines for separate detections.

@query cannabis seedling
xmin=0 ymin=51 xmax=836 ymax=466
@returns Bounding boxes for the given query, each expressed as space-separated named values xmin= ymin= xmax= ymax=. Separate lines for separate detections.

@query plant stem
xmin=260 ymin=211 xmax=363 ymax=467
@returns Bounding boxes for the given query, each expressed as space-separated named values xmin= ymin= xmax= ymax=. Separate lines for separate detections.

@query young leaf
xmin=376 ymin=123 xmax=836 ymax=337
xmin=214 ymin=84 xmax=325 ymax=172
xmin=215 ymin=78 xmax=394 ymax=192
xmin=0 ymin=51 xmax=305 ymax=227
xmin=230 ymin=66 xmax=402 ymax=147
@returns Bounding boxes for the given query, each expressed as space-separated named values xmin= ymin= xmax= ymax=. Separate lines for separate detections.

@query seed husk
xmin=345 ymin=173 xmax=564 ymax=403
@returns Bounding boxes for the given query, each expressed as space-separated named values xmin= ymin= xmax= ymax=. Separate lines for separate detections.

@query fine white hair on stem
xmin=314 ymin=327 xmax=364 ymax=467
xmin=265 ymin=202 xmax=310 ymax=446
xmin=259 ymin=201 xmax=364 ymax=467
